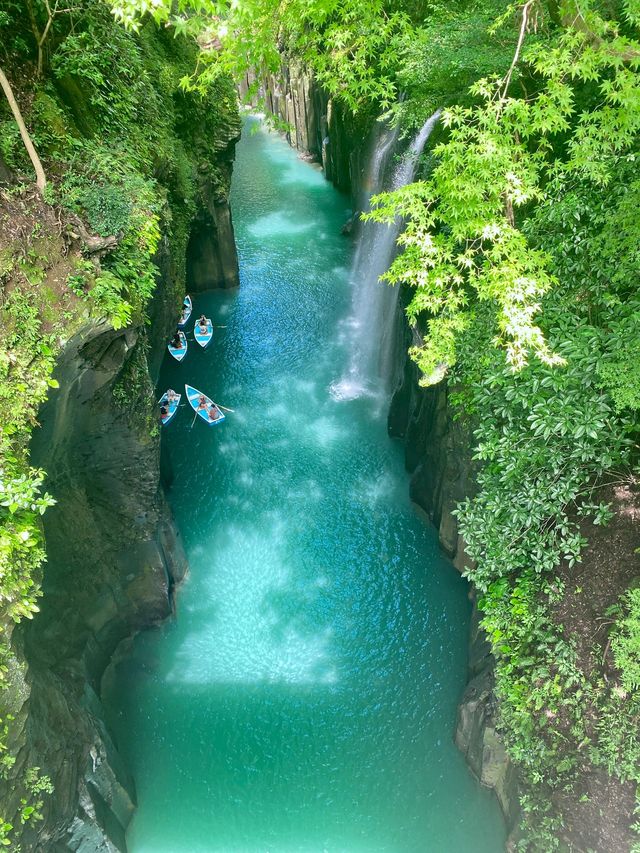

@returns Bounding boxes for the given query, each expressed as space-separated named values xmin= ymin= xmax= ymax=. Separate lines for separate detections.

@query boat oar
xmin=213 ymin=402 xmax=234 ymax=413
xmin=189 ymin=411 xmax=198 ymax=428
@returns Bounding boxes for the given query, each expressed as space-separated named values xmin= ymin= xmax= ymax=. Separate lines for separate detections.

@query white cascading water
xmin=331 ymin=109 xmax=441 ymax=402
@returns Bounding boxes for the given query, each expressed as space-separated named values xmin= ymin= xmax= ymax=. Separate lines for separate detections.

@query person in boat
xmin=180 ymin=305 xmax=189 ymax=323
xmin=171 ymin=331 xmax=182 ymax=349
xmin=166 ymin=388 xmax=179 ymax=403
xmin=198 ymin=316 xmax=209 ymax=333
xmin=160 ymin=405 xmax=169 ymax=420
xmin=197 ymin=395 xmax=208 ymax=411
xmin=208 ymin=404 xmax=220 ymax=421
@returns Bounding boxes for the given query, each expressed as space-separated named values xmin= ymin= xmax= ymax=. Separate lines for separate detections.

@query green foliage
xmin=19 ymin=768 xmax=53 ymax=825
xmin=0 ymin=121 xmax=21 ymax=170
xmin=382 ymin=7 xmax=640 ymax=842
xmin=453 ymin=326 xmax=633 ymax=590
xmin=525 ymin=159 xmax=640 ymax=413
xmin=56 ymin=144 xmax=162 ymax=325
xmin=594 ymin=685 xmax=640 ymax=782
xmin=111 ymin=0 xmax=414 ymax=112
xmin=388 ymin=0 xmax=517 ymax=128
xmin=366 ymin=0 xmax=640 ymax=383
xmin=448 ymin=148 xmax=639 ymax=839
xmin=0 ymin=285 xmax=57 ymax=628
xmin=65 ymin=180 xmax=132 ymax=238
xmin=2 ymin=0 xmax=638 ymax=847
xmin=611 ymin=587 xmax=640 ymax=691
xmin=0 ymin=239 xmax=60 ymax=847
xmin=30 ymin=91 xmax=73 ymax=161
xmin=292 ymin=1 xmax=410 ymax=112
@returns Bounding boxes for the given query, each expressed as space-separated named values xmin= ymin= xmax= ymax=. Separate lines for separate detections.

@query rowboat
xmin=168 ymin=330 xmax=187 ymax=362
xmin=158 ymin=390 xmax=181 ymax=426
xmin=194 ymin=317 xmax=213 ymax=348
xmin=185 ymin=384 xmax=225 ymax=426
xmin=178 ymin=295 xmax=192 ymax=329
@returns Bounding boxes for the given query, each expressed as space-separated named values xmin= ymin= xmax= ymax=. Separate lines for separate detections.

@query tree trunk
xmin=0 ymin=65 xmax=47 ymax=193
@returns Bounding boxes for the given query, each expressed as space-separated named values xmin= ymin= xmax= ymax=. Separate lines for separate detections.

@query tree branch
xmin=0 ymin=65 xmax=46 ymax=193
xmin=37 ymin=0 xmax=56 ymax=77
xmin=502 ymin=0 xmax=535 ymax=102
xmin=558 ymin=0 xmax=640 ymax=62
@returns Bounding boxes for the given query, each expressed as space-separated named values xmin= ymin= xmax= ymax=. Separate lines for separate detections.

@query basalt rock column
xmin=185 ymin=119 xmax=241 ymax=292
xmin=186 ymin=198 xmax=239 ymax=291
xmin=10 ymin=322 xmax=188 ymax=851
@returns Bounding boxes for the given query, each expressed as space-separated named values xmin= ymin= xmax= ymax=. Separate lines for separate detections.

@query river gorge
xmin=3 ymin=3 xmax=639 ymax=849
xmin=102 ymin=116 xmax=506 ymax=851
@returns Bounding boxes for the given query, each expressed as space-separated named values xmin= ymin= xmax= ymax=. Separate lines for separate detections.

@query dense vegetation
xmin=365 ymin=3 xmax=640 ymax=847
xmin=110 ymin=0 xmax=640 ymax=847
xmin=0 ymin=2 xmax=238 ymax=843
xmin=1 ymin=0 xmax=639 ymax=848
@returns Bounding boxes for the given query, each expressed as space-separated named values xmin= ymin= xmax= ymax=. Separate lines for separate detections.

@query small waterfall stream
xmin=331 ymin=110 xmax=441 ymax=402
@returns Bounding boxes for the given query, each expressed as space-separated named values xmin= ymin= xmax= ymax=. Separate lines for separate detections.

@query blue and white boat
xmin=194 ymin=317 xmax=213 ymax=348
xmin=178 ymin=295 xmax=192 ymax=329
xmin=158 ymin=390 xmax=181 ymax=426
xmin=185 ymin=384 xmax=225 ymax=426
xmin=168 ymin=330 xmax=187 ymax=362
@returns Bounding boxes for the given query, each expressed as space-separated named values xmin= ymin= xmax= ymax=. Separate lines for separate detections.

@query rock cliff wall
xmin=0 ymin=12 xmax=242 ymax=847
xmin=7 ymin=321 xmax=187 ymax=852
xmin=388 ymin=323 xmax=520 ymax=834
xmin=1 ymin=129 xmax=241 ymax=853
xmin=185 ymin=133 xmax=241 ymax=293
xmin=240 ymin=65 xmax=371 ymax=201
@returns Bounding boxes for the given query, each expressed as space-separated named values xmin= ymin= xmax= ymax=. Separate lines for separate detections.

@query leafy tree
xmin=367 ymin=0 xmax=640 ymax=382
xmin=111 ymin=0 xmax=413 ymax=111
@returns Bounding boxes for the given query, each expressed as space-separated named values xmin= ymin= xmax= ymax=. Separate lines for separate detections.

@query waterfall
xmin=331 ymin=109 xmax=441 ymax=402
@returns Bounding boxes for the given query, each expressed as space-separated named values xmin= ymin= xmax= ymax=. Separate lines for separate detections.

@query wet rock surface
xmin=186 ymin=135 xmax=241 ymax=293
xmin=187 ymin=197 xmax=239 ymax=292
xmin=6 ymin=323 xmax=187 ymax=851
xmin=456 ymin=605 xmax=520 ymax=833
xmin=389 ymin=320 xmax=519 ymax=833
xmin=389 ymin=346 xmax=478 ymax=568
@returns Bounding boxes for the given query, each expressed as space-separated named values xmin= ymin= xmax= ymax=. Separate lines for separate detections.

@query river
xmin=106 ymin=116 xmax=506 ymax=853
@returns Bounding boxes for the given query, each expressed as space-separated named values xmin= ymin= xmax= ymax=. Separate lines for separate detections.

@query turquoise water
xmin=106 ymin=117 xmax=506 ymax=853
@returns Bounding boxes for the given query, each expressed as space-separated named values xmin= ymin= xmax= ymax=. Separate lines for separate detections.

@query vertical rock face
xmin=186 ymin=197 xmax=239 ymax=292
xmin=260 ymin=65 xmax=324 ymax=160
xmin=7 ymin=322 xmax=188 ymax=851
xmin=455 ymin=606 xmax=521 ymax=831
xmin=0 ymin=71 xmax=242 ymax=846
xmin=242 ymin=65 xmax=370 ymax=200
xmin=186 ymin=135 xmax=241 ymax=293
xmin=389 ymin=318 xmax=520 ymax=833
xmin=388 ymin=343 xmax=478 ymax=572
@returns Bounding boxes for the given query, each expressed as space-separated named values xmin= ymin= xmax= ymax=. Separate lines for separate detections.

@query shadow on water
xmin=105 ymin=116 xmax=506 ymax=853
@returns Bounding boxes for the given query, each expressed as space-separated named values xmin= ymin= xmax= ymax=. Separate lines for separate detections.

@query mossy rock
xmin=52 ymin=75 xmax=99 ymax=139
